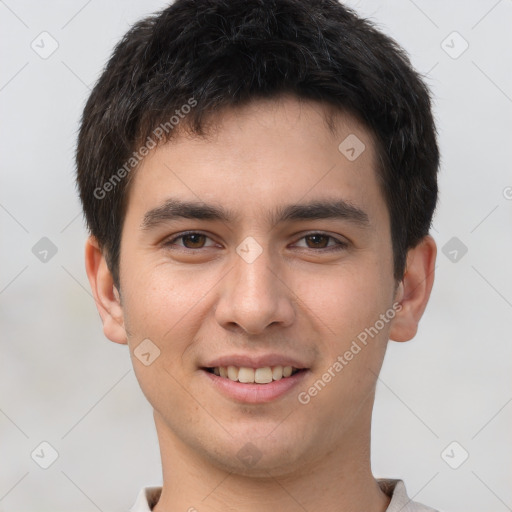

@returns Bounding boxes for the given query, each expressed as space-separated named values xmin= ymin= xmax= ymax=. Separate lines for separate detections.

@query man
xmin=76 ymin=0 xmax=439 ymax=510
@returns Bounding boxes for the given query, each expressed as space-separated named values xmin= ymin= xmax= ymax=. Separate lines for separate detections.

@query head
xmin=78 ymin=0 xmax=438 ymax=477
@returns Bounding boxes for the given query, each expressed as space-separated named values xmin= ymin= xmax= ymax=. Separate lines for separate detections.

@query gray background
xmin=1 ymin=1 xmax=511 ymax=511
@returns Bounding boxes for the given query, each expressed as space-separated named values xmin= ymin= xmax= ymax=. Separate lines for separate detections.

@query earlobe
xmin=389 ymin=235 xmax=437 ymax=343
xmin=84 ymin=236 xmax=127 ymax=345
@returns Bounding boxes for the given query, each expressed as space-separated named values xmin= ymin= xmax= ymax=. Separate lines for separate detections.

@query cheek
xmin=121 ymin=271 xmax=202 ymax=407
xmin=120 ymin=282 xmax=186 ymax=384
xmin=295 ymin=260 xmax=392 ymax=343
xmin=120 ymin=263 xmax=227 ymax=383
xmin=299 ymin=270 xmax=393 ymax=415
xmin=122 ymin=263 xmax=200 ymax=336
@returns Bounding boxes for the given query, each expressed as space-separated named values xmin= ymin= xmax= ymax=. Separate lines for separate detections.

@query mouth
xmin=201 ymin=364 xmax=309 ymax=403
xmin=202 ymin=365 xmax=305 ymax=384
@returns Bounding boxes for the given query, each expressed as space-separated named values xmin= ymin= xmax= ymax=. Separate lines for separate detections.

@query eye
xmin=293 ymin=233 xmax=348 ymax=251
xmin=162 ymin=231 xmax=348 ymax=252
xmin=163 ymin=232 xmax=217 ymax=249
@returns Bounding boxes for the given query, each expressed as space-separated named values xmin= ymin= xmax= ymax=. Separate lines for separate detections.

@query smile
xmin=205 ymin=365 xmax=301 ymax=384
xmin=201 ymin=365 xmax=309 ymax=403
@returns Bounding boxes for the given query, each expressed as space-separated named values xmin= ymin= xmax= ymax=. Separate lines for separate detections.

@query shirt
xmin=129 ymin=478 xmax=439 ymax=511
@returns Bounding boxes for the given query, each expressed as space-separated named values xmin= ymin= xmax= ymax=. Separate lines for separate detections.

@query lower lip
xmin=201 ymin=369 xmax=309 ymax=404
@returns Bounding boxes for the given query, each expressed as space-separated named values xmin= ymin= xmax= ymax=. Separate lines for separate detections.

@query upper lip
xmin=202 ymin=353 xmax=310 ymax=369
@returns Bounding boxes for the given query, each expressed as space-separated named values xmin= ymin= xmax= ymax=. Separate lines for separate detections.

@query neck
xmin=152 ymin=396 xmax=390 ymax=512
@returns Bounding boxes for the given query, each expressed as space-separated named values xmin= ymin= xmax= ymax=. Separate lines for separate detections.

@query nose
xmin=214 ymin=242 xmax=296 ymax=335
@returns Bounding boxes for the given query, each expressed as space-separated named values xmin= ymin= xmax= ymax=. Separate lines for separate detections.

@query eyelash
xmin=163 ymin=231 xmax=348 ymax=252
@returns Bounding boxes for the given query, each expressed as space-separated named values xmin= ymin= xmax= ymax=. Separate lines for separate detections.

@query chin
xmin=204 ymin=429 xmax=310 ymax=478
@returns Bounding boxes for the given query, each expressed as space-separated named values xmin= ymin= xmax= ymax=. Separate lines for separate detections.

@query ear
xmin=389 ymin=235 xmax=437 ymax=342
xmin=84 ymin=236 xmax=127 ymax=344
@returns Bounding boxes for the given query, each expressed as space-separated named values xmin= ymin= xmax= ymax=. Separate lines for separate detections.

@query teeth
xmin=254 ymin=367 xmax=273 ymax=384
xmin=227 ymin=365 xmax=239 ymax=381
xmin=211 ymin=365 xmax=298 ymax=383
xmin=238 ymin=367 xmax=254 ymax=383
xmin=272 ymin=366 xmax=283 ymax=380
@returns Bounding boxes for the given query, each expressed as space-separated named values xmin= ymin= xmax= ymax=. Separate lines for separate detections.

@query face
xmin=114 ymin=96 xmax=401 ymax=476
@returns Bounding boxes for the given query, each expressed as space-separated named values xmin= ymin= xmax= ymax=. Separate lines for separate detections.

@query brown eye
xmin=163 ymin=232 xmax=216 ymax=250
xmin=293 ymin=233 xmax=348 ymax=252
xmin=180 ymin=233 xmax=207 ymax=248
xmin=304 ymin=234 xmax=330 ymax=248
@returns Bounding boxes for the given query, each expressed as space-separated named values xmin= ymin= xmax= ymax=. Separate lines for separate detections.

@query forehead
xmin=124 ymin=96 xmax=388 ymax=231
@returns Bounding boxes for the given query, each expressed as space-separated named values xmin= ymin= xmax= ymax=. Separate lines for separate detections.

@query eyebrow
xmin=140 ymin=198 xmax=370 ymax=231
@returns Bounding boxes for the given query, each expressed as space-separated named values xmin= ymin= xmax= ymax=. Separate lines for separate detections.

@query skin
xmin=85 ymin=95 xmax=436 ymax=512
